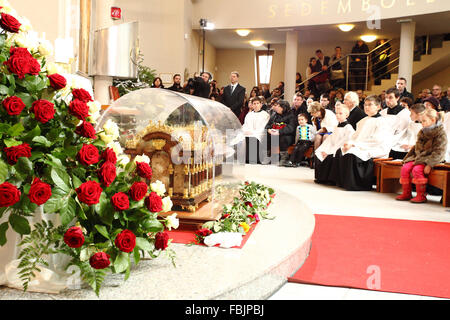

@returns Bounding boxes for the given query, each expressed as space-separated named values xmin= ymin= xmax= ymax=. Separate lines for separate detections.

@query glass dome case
xmin=97 ymin=88 xmax=244 ymax=218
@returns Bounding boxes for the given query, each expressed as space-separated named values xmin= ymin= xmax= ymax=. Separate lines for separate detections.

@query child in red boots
xmin=396 ymin=108 xmax=448 ymax=203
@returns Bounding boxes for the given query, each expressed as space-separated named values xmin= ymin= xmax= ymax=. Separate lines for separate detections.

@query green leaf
xmin=3 ymin=139 xmax=23 ymax=147
xmin=0 ymin=222 xmax=9 ymax=246
xmin=21 ymin=124 xmax=41 ymax=143
xmin=141 ymin=219 xmax=164 ymax=233
xmin=94 ymin=225 xmax=110 ymax=240
xmin=135 ymin=237 xmax=153 ymax=252
xmin=60 ymin=197 xmax=76 ymax=226
xmin=0 ymin=84 xmax=9 ymax=95
xmin=7 ymin=123 xmax=24 ymax=137
xmin=113 ymin=251 xmax=129 ymax=273
xmin=14 ymin=157 xmax=33 ymax=177
xmin=43 ymin=196 xmax=65 ymax=213
xmin=50 ymin=168 xmax=71 ymax=193
xmin=0 ymin=159 xmax=8 ymax=184
xmin=15 ymin=92 xmax=33 ymax=108
xmin=133 ymin=247 xmax=141 ymax=265
xmin=32 ymin=136 xmax=52 ymax=147
xmin=0 ymin=123 xmax=11 ymax=135
xmin=9 ymin=214 xmax=31 ymax=235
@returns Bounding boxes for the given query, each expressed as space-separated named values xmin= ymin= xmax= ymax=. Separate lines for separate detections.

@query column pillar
xmin=284 ymin=30 xmax=298 ymax=104
xmin=398 ymin=20 xmax=416 ymax=92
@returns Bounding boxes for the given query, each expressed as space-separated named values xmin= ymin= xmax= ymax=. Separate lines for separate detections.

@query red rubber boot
xmin=410 ymin=178 xmax=428 ymax=203
xmin=395 ymin=177 xmax=412 ymax=201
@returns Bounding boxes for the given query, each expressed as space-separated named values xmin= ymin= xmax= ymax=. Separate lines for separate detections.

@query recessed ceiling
xmin=199 ymin=12 xmax=450 ymax=49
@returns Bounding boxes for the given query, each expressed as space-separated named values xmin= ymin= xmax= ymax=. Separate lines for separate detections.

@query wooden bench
xmin=378 ymin=160 xmax=450 ymax=207
xmin=373 ymin=157 xmax=393 ymax=192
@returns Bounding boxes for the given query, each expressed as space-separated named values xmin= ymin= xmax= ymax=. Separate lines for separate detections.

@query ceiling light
xmin=249 ymin=40 xmax=264 ymax=47
xmin=236 ymin=29 xmax=250 ymax=37
xmin=338 ymin=24 xmax=355 ymax=32
xmin=360 ymin=35 xmax=377 ymax=43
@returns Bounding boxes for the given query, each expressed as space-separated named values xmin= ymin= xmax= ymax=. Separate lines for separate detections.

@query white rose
xmin=106 ymin=141 xmax=123 ymax=157
xmin=134 ymin=154 xmax=150 ymax=164
xmin=87 ymin=100 xmax=101 ymax=115
xmin=150 ymin=180 xmax=166 ymax=197
xmin=46 ymin=62 xmax=62 ymax=75
xmin=117 ymin=154 xmax=130 ymax=167
xmin=102 ymin=119 xmax=119 ymax=140
xmin=38 ymin=39 xmax=54 ymax=56
xmin=99 ymin=132 xmax=114 ymax=144
xmin=165 ymin=212 xmax=178 ymax=229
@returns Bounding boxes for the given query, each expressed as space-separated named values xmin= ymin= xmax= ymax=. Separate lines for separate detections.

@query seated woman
xmin=264 ymin=100 xmax=297 ymax=165
xmin=389 ymin=103 xmax=425 ymax=160
xmin=314 ymin=102 xmax=355 ymax=184
xmin=330 ymin=95 xmax=395 ymax=191
xmin=242 ymin=96 xmax=270 ymax=164
xmin=308 ymin=101 xmax=338 ymax=151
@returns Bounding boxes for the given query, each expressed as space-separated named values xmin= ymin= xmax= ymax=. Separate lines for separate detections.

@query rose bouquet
xmin=272 ymin=122 xmax=286 ymax=130
xmin=0 ymin=4 xmax=176 ymax=296
xmin=198 ymin=181 xmax=275 ymax=243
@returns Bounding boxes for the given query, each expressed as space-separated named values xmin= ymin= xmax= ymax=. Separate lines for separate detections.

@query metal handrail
xmin=296 ymin=38 xmax=398 ymax=91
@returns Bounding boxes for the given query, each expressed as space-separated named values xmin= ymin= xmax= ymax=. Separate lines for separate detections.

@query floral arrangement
xmin=0 ymin=3 xmax=176 ymax=296
xmin=272 ymin=122 xmax=286 ymax=130
xmin=195 ymin=181 xmax=275 ymax=244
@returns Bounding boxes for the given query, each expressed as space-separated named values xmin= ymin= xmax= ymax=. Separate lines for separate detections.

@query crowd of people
xmin=151 ymin=67 xmax=449 ymax=201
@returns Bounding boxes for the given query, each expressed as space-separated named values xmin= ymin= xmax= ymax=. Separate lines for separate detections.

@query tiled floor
xmin=235 ymin=164 xmax=450 ymax=300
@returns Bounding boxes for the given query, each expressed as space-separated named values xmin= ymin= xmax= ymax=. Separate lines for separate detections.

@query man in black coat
xmin=192 ymin=72 xmax=211 ymax=98
xmin=222 ymin=71 xmax=246 ymax=118
xmin=167 ymin=74 xmax=184 ymax=93
xmin=344 ymin=91 xmax=367 ymax=130
xmin=396 ymin=77 xmax=414 ymax=101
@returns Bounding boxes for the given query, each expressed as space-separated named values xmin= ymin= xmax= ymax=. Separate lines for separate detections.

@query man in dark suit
xmin=192 ymin=72 xmax=211 ymax=98
xmin=222 ymin=71 xmax=246 ymax=118
xmin=167 ymin=74 xmax=184 ymax=92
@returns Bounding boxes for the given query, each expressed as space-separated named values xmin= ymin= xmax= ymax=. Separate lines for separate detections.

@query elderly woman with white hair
xmin=343 ymin=91 xmax=367 ymax=130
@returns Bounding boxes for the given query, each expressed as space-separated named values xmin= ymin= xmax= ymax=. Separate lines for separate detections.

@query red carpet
xmin=167 ymin=222 xmax=258 ymax=249
xmin=289 ymin=214 xmax=450 ymax=299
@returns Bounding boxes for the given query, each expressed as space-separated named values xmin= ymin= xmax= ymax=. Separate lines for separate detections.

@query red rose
xmin=89 ymin=252 xmax=110 ymax=269
xmin=72 ymin=88 xmax=93 ymax=103
xmin=2 ymin=96 xmax=26 ymax=115
xmin=63 ymin=226 xmax=85 ymax=248
xmin=101 ymin=148 xmax=117 ymax=164
xmin=69 ymin=99 xmax=90 ymax=120
xmin=3 ymin=143 xmax=32 ymax=165
xmin=245 ymin=201 xmax=253 ymax=207
xmin=30 ymin=99 xmax=55 ymax=123
xmin=129 ymin=181 xmax=148 ymax=201
xmin=0 ymin=13 xmax=21 ymax=33
xmin=195 ymin=228 xmax=212 ymax=238
xmin=4 ymin=47 xmax=40 ymax=79
xmin=0 ymin=182 xmax=21 ymax=207
xmin=48 ymin=73 xmax=67 ymax=90
xmin=114 ymin=229 xmax=136 ymax=253
xmin=75 ymin=121 xmax=96 ymax=139
xmin=76 ymin=180 xmax=102 ymax=205
xmin=136 ymin=161 xmax=152 ymax=180
xmin=111 ymin=192 xmax=129 ymax=211
xmin=155 ymin=231 xmax=169 ymax=251
xmin=77 ymin=144 xmax=100 ymax=166
xmin=222 ymin=214 xmax=230 ymax=219
xmin=145 ymin=192 xmax=162 ymax=212
xmin=98 ymin=161 xmax=116 ymax=187
xmin=28 ymin=177 xmax=52 ymax=206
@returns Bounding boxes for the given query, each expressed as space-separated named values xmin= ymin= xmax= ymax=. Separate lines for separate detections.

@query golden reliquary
xmin=124 ymin=120 xmax=222 ymax=212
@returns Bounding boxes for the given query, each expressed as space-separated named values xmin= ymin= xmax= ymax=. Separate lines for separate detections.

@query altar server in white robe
xmin=314 ymin=102 xmax=355 ymax=184
xmin=380 ymin=87 xmax=411 ymax=155
xmin=330 ymin=95 xmax=396 ymax=191
xmin=242 ymin=96 xmax=270 ymax=164
xmin=389 ymin=103 xmax=425 ymax=160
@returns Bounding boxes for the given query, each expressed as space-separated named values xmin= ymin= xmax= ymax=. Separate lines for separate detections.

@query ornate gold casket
xmin=96 ymin=88 xmax=242 ymax=214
